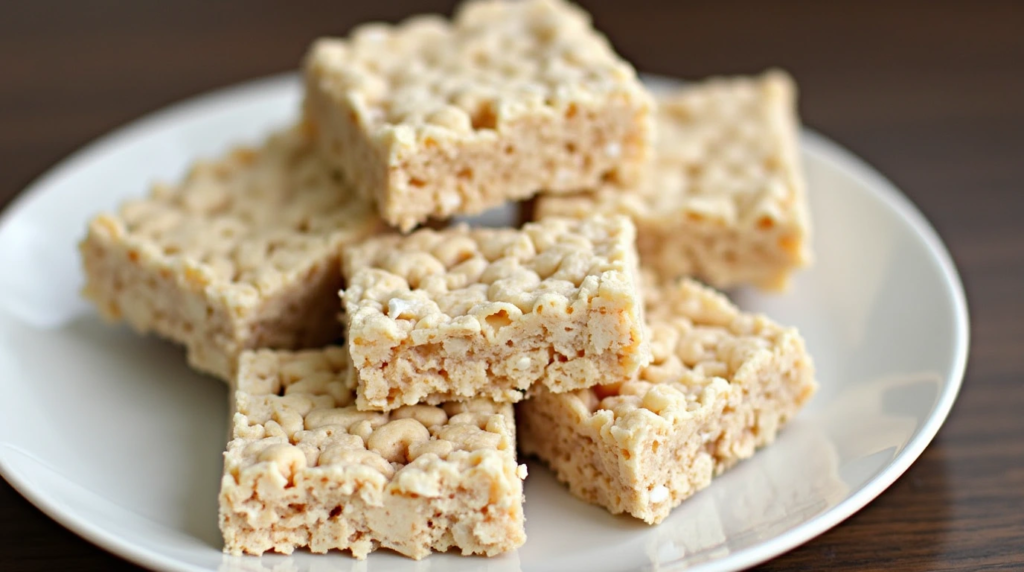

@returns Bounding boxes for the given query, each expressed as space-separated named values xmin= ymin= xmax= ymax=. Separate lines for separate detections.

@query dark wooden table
xmin=2 ymin=1 xmax=1022 ymax=570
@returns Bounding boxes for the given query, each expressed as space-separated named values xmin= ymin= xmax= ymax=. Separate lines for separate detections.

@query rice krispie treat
xmin=303 ymin=0 xmax=653 ymax=231
xmin=536 ymin=71 xmax=811 ymax=290
xmin=517 ymin=278 xmax=816 ymax=524
xmin=342 ymin=215 xmax=650 ymax=411
xmin=80 ymin=126 xmax=383 ymax=381
xmin=219 ymin=347 xmax=526 ymax=559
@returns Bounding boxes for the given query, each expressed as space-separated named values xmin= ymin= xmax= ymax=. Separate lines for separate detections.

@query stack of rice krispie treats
xmin=79 ymin=0 xmax=816 ymax=561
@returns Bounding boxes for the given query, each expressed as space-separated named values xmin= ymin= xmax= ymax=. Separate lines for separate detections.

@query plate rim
xmin=694 ymin=127 xmax=971 ymax=571
xmin=0 ymin=72 xmax=970 ymax=572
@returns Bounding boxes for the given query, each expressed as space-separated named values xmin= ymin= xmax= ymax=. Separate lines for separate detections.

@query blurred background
xmin=1 ymin=1 xmax=1022 ymax=570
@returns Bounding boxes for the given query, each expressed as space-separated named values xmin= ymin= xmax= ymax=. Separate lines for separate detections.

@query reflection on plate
xmin=0 ymin=74 xmax=968 ymax=572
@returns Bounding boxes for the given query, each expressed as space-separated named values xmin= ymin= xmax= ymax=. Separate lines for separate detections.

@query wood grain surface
xmin=1 ymin=1 xmax=1022 ymax=570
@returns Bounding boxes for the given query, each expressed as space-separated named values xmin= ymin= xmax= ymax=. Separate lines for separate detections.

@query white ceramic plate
xmin=0 ymin=74 xmax=968 ymax=572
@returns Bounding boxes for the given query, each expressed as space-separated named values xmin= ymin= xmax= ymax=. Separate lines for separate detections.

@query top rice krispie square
xmin=303 ymin=0 xmax=653 ymax=231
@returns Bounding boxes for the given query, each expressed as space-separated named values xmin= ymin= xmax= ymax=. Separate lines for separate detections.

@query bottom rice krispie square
xmin=219 ymin=347 xmax=526 ymax=559
xmin=517 ymin=278 xmax=816 ymax=524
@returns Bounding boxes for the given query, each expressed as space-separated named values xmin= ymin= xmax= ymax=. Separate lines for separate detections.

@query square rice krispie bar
xmin=342 ymin=215 xmax=651 ymax=411
xmin=80 ymin=126 xmax=383 ymax=381
xmin=219 ymin=347 xmax=526 ymax=559
xmin=303 ymin=0 xmax=653 ymax=231
xmin=535 ymin=71 xmax=811 ymax=290
xmin=517 ymin=278 xmax=816 ymax=524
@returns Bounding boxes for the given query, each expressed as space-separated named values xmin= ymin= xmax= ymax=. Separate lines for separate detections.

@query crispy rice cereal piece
xmin=536 ymin=71 xmax=811 ymax=290
xmin=303 ymin=0 xmax=653 ymax=231
xmin=342 ymin=215 xmax=650 ymax=411
xmin=517 ymin=278 xmax=816 ymax=524
xmin=79 ymin=126 xmax=383 ymax=381
xmin=219 ymin=347 xmax=526 ymax=559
